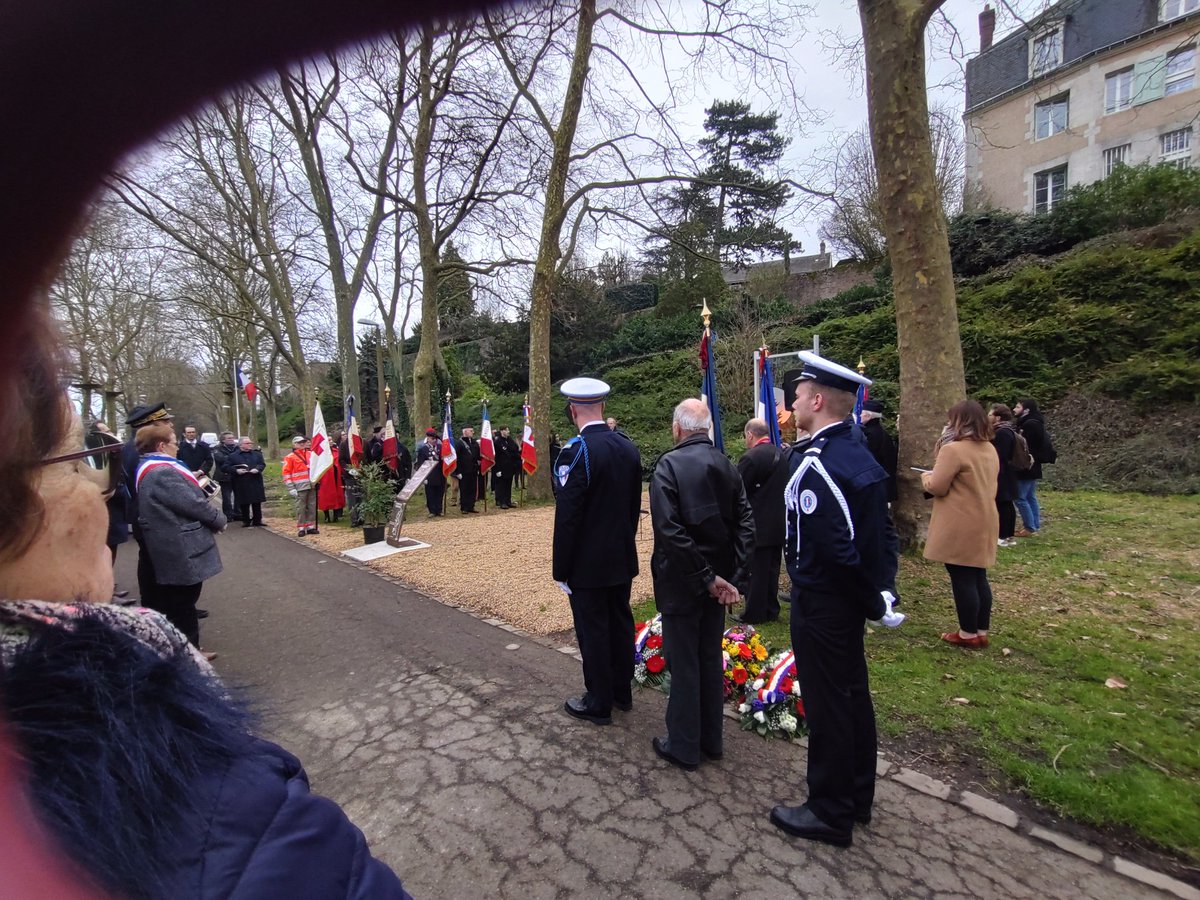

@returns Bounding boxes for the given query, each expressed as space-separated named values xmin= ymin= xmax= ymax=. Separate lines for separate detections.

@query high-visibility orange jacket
xmin=282 ymin=449 xmax=312 ymax=488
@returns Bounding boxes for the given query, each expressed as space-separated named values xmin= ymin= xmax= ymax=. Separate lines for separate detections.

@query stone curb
xmin=267 ymin=525 xmax=1199 ymax=900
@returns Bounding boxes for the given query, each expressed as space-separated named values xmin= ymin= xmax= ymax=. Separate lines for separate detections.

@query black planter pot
xmin=362 ymin=525 xmax=385 ymax=545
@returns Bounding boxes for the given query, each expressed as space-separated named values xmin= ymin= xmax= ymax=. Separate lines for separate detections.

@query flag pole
xmin=232 ymin=360 xmax=242 ymax=439
xmin=520 ymin=394 xmax=528 ymax=509
xmin=444 ymin=390 xmax=452 ymax=516
xmin=481 ymin=397 xmax=488 ymax=513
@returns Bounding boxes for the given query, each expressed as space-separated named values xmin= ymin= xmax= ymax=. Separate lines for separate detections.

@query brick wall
xmin=781 ymin=260 xmax=877 ymax=307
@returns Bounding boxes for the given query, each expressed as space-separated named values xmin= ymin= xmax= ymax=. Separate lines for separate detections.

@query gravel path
xmin=266 ymin=493 xmax=657 ymax=635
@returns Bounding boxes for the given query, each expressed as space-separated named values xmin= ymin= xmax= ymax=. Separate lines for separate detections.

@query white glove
xmin=872 ymin=591 xmax=905 ymax=628
xmin=288 ymin=488 xmax=298 ymax=498
xmin=556 ymin=581 xmax=573 ymax=596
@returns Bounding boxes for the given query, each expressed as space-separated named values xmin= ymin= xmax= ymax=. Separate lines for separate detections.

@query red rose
xmin=646 ymin=634 xmax=663 ymax=650
xmin=795 ymin=698 xmax=805 ymax=718
xmin=646 ymin=655 xmax=666 ymax=674
xmin=732 ymin=667 xmax=748 ymax=685
xmin=739 ymin=644 xmax=752 ymax=660
xmin=781 ymin=677 xmax=794 ymax=695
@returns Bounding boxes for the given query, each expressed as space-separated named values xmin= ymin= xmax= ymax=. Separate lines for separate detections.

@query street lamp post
xmin=357 ymin=318 xmax=385 ymax=425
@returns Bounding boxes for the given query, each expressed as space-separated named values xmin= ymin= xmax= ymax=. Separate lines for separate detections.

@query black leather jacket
xmin=649 ymin=433 xmax=755 ymax=614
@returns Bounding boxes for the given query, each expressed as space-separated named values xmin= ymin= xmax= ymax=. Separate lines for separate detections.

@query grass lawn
xmin=632 ymin=490 xmax=1200 ymax=861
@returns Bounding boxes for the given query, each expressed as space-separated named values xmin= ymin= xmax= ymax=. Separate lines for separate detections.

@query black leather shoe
xmin=701 ymin=747 xmax=724 ymax=761
xmin=652 ymin=737 xmax=699 ymax=771
xmin=769 ymin=804 xmax=852 ymax=848
xmin=564 ymin=697 xmax=611 ymax=725
xmin=196 ymin=608 xmax=209 ymax=619
xmin=613 ymin=699 xmax=633 ymax=712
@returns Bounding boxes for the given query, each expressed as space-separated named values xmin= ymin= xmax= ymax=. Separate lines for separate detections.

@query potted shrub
xmin=355 ymin=462 xmax=395 ymax=544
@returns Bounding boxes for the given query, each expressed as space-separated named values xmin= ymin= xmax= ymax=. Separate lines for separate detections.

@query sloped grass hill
xmin=585 ymin=222 xmax=1200 ymax=492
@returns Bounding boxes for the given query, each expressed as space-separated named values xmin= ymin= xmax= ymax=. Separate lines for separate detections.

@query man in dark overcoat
xmin=736 ymin=417 xmax=790 ymax=624
xmin=860 ymin=400 xmax=898 ymax=503
xmin=492 ymin=425 xmax=520 ymax=508
xmin=455 ymin=425 xmax=480 ymax=513
xmin=649 ymin=398 xmax=754 ymax=769
xmin=553 ymin=377 xmax=642 ymax=726
xmin=416 ymin=429 xmax=445 ymax=516
xmin=770 ymin=353 xmax=898 ymax=849
xmin=177 ymin=425 xmax=214 ymax=477
xmin=212 ymin=431 xmax=239 ymax=519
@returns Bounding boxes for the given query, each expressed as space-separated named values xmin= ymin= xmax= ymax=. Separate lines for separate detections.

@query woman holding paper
xmin=921 ymin=400 xmax=1000 ymax=649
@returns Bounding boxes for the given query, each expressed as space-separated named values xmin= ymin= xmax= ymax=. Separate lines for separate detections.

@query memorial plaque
xmin=386 ymin=457 xmax=439 ymax=547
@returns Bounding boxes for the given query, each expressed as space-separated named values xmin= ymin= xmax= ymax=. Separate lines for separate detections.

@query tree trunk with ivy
xmin=525 ymin=0 xmax=597 ymax=501
xmin=858 ymin=0 xmax=965 ymax=545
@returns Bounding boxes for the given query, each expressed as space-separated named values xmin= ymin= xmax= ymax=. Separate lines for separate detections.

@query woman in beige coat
xmin=921 ymin=400 xmax=1000 ymax=649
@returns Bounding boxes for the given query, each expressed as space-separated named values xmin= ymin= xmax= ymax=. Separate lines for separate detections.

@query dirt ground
xmin=266 ymin=491 xmax=658 ymax=635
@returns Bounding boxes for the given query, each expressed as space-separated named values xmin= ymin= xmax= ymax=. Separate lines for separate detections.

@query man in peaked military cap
xmin=120 ymin=403 xmax=175 ymax=607
xmin=769 ymin=352 xmax=899 ymax=849
xmin=553 ymin=377 xmax=643 ymax=726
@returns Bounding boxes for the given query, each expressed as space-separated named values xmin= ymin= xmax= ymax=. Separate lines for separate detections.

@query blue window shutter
xmin=1133 ymin=56 xmax=1166 ymax=105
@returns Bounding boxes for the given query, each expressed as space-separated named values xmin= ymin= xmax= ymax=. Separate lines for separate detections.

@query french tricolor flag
xmin=236 ymin=363 xmax=257 ymax=403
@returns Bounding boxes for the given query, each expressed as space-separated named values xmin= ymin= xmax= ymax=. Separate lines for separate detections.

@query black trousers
xmin=946 ymin=563 xmax=993 ymax=633
xmin=996 ymin=499 xmax=1016 ymax=540
xmin=790 ymin=585 xmax=877 ymax=832
xmin=219 ymin=482 xmax=237 ymax=518
xmin=661 ymin=599 xmax=726 ymax=765
xmin=568 ymin=583 xmax=635 ymax=714
xmin=145 ymin=582 xmax=203 ymax=647
xmin=494 ymin=474 xmax=514 ymax=507
xmin=425 ymin=482 xmax=444 ymax=515
xmin=743 ymin=545 xmax=782 ymax=623
xmin=133 ymin=526 xmax=161 ymax=608
xmin=459 ymin=473 xmax=477 ymax=512
xmin=239 ymin=502 xmax=262 ymax=525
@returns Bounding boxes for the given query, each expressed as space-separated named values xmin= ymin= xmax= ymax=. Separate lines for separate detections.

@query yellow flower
xmin=754 ymin=644 xmax=768 ymax=661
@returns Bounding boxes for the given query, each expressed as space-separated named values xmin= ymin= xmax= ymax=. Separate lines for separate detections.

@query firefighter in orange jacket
xmin=282 ymin=435 xmax=318 ymax=537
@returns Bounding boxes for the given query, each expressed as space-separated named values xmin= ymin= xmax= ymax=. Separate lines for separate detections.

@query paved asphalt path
xmin=117 ymin=527 xmax=1167 ymax=899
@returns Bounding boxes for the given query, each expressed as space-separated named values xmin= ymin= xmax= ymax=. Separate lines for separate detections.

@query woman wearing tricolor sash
xmin=134 ymin=422 xmax=226 ymax=654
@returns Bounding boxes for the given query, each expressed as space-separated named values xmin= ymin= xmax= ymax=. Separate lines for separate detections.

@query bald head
xmin=744 ymin=418 xmax=768 ymax=439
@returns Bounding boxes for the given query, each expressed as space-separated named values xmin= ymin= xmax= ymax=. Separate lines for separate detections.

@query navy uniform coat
xmin=737 ymin=439 xmax=789 ymax=548
xmin=416 ymin=439 xmax=446 ymax=487
xmin=784 ymin=420 xmax=897 ymax=619
xmin=552 ymin=422 xmax=641 ymax=589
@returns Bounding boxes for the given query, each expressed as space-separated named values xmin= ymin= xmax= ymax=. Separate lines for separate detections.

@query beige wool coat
xmin=921 ymin=438 xmax=1000 ymax=569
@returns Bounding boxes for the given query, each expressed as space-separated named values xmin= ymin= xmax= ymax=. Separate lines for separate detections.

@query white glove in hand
xmin=872 ymin=590 xmax=905 ymax=628
xmin=556 ymin=581 xmax=573 ymax=596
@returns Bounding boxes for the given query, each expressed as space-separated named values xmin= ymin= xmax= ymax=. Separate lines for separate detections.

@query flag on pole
xmin=479 ymin=404 xmax=495 ymax=476
xmin=345 ymin=395 xmax=364 ymax=467
xmin=310 ymin=400 xmax=334 ymax=484
xmin=521 ymin=401 xmax=537 ymax=474
xmin=853 ymin=384 xmax=866 ymax=426
xmin=382 ymin=393 xmax=399 ymax=472
xmin=236 ymin=363 xmax=257 ymax=404
xmin=699 ymin=325 xmax=724 ymax=453
xmin=441 ymin=400 xmax=458 ymax=477
xmin=756 ymin=348 xmax=783 ymax=446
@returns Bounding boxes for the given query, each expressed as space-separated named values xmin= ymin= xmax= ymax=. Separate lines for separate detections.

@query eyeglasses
xmin=40 ymin=441 xmax=125 ymax=497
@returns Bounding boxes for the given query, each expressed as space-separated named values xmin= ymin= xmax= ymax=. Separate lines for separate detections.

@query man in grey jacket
xmin=648 ymin=398 xmax=755 ymax=770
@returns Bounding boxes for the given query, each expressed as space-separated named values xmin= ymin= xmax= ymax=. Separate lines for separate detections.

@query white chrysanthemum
xmin=779 ymin=713 xmax=798 ymax=733
xmin=738 ymin=703 xmax=750 ymax=714
xmin=753 ymin=711 xmax=766 ymax=724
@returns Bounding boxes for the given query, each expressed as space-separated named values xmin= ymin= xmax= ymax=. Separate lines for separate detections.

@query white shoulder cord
xmin=784 ymin=446 xmax=855 ymax=557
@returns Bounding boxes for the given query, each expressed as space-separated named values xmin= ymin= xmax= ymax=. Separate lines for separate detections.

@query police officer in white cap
xmin=769 ymin=352 xmax=899 ymax=848
xmin=553 ymin=377 xmax=643 ymax=725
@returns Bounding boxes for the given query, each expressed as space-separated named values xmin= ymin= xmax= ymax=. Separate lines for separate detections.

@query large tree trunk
xmin=526 ymin=0 xmax=597 ymax=500
xmin=858 ymin=0 xmax=964 ymax=546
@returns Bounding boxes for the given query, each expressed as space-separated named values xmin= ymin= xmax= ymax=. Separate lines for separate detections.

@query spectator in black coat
xmin=1013 ymin=398 xmax=1047 ymax=535
xmin=492 ymin=426 xmax=521 ymax=508
xmin=211 ymin=431 xmax=239 ymax=518
xmin=177 ymin=425 xmax=214 ymax=477
xmin=989 ymin=404 xmax=1020 ymax=546
xmin=222 ymin=437 xmax=266 ymax=526
xmin=860 ymin=400 xmax=898 ymax=503
xmin=416 ymin=429 xmax=445 ymax=516
xmin=455 ymin=426 xmax=481 ymax=513
xmin=736 ymin=417 xmax=789 ymax=624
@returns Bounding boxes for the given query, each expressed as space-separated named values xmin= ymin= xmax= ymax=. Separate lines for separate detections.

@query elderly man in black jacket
xmin=649 ymin=398 xmax=755 ymax=770
xmin=736 ymin=417 xmax=789 ymax=624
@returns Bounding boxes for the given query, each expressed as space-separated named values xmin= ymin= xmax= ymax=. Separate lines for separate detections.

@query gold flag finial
xmin=385 ymin=384 xmax=391 ymax=399
xmin=857 ymin=355 xmax=866 ymax=374
xmin=701 ymin=298 xmax=712 ymax=330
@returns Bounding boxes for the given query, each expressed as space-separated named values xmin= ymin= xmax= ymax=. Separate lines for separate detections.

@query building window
xmin=1161 ymin=128 xmax=1192 ymax=167
xmin=1103 ymin=144 xmax=1131 ymax=176
xmin=1161 ymin=0 xmax=1200 ymax=22
xmin=1105 ymin=68 xmax=1135 ymax=113
xmin=1034 ymin=166 xmax=1068 ymax=213
xmin=1030 ymin=26 xmax=1064 ymax=77
xmin=1034 ymin=94 xmax=1069 ymax=139
xmin=1166 ymin=47 xmax=1195 ymax=95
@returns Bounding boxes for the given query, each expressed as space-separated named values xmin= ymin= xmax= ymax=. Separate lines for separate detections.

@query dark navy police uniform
xmin=784 ymin=418 xmax=897 ymax=832
xmin=553 ymin=420 xmax=642 ymax=717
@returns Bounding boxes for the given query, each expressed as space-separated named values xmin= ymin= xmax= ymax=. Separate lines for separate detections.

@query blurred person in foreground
xmin=0 ymin=310 xmax=411 ymax=898
xmin=649 ymin=399 xmax=754 ymax=770
xmin=922 ymin=400 xmax=1000 ymax=650
xmin=770 ymin=353 xmax=899 ymax=849
xmin=134 ymin=422 xmax=225 ymax=658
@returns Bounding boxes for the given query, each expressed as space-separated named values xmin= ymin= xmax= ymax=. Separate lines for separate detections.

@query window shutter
xmin=1133 ymin=56 xmax=1167 ymax=105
